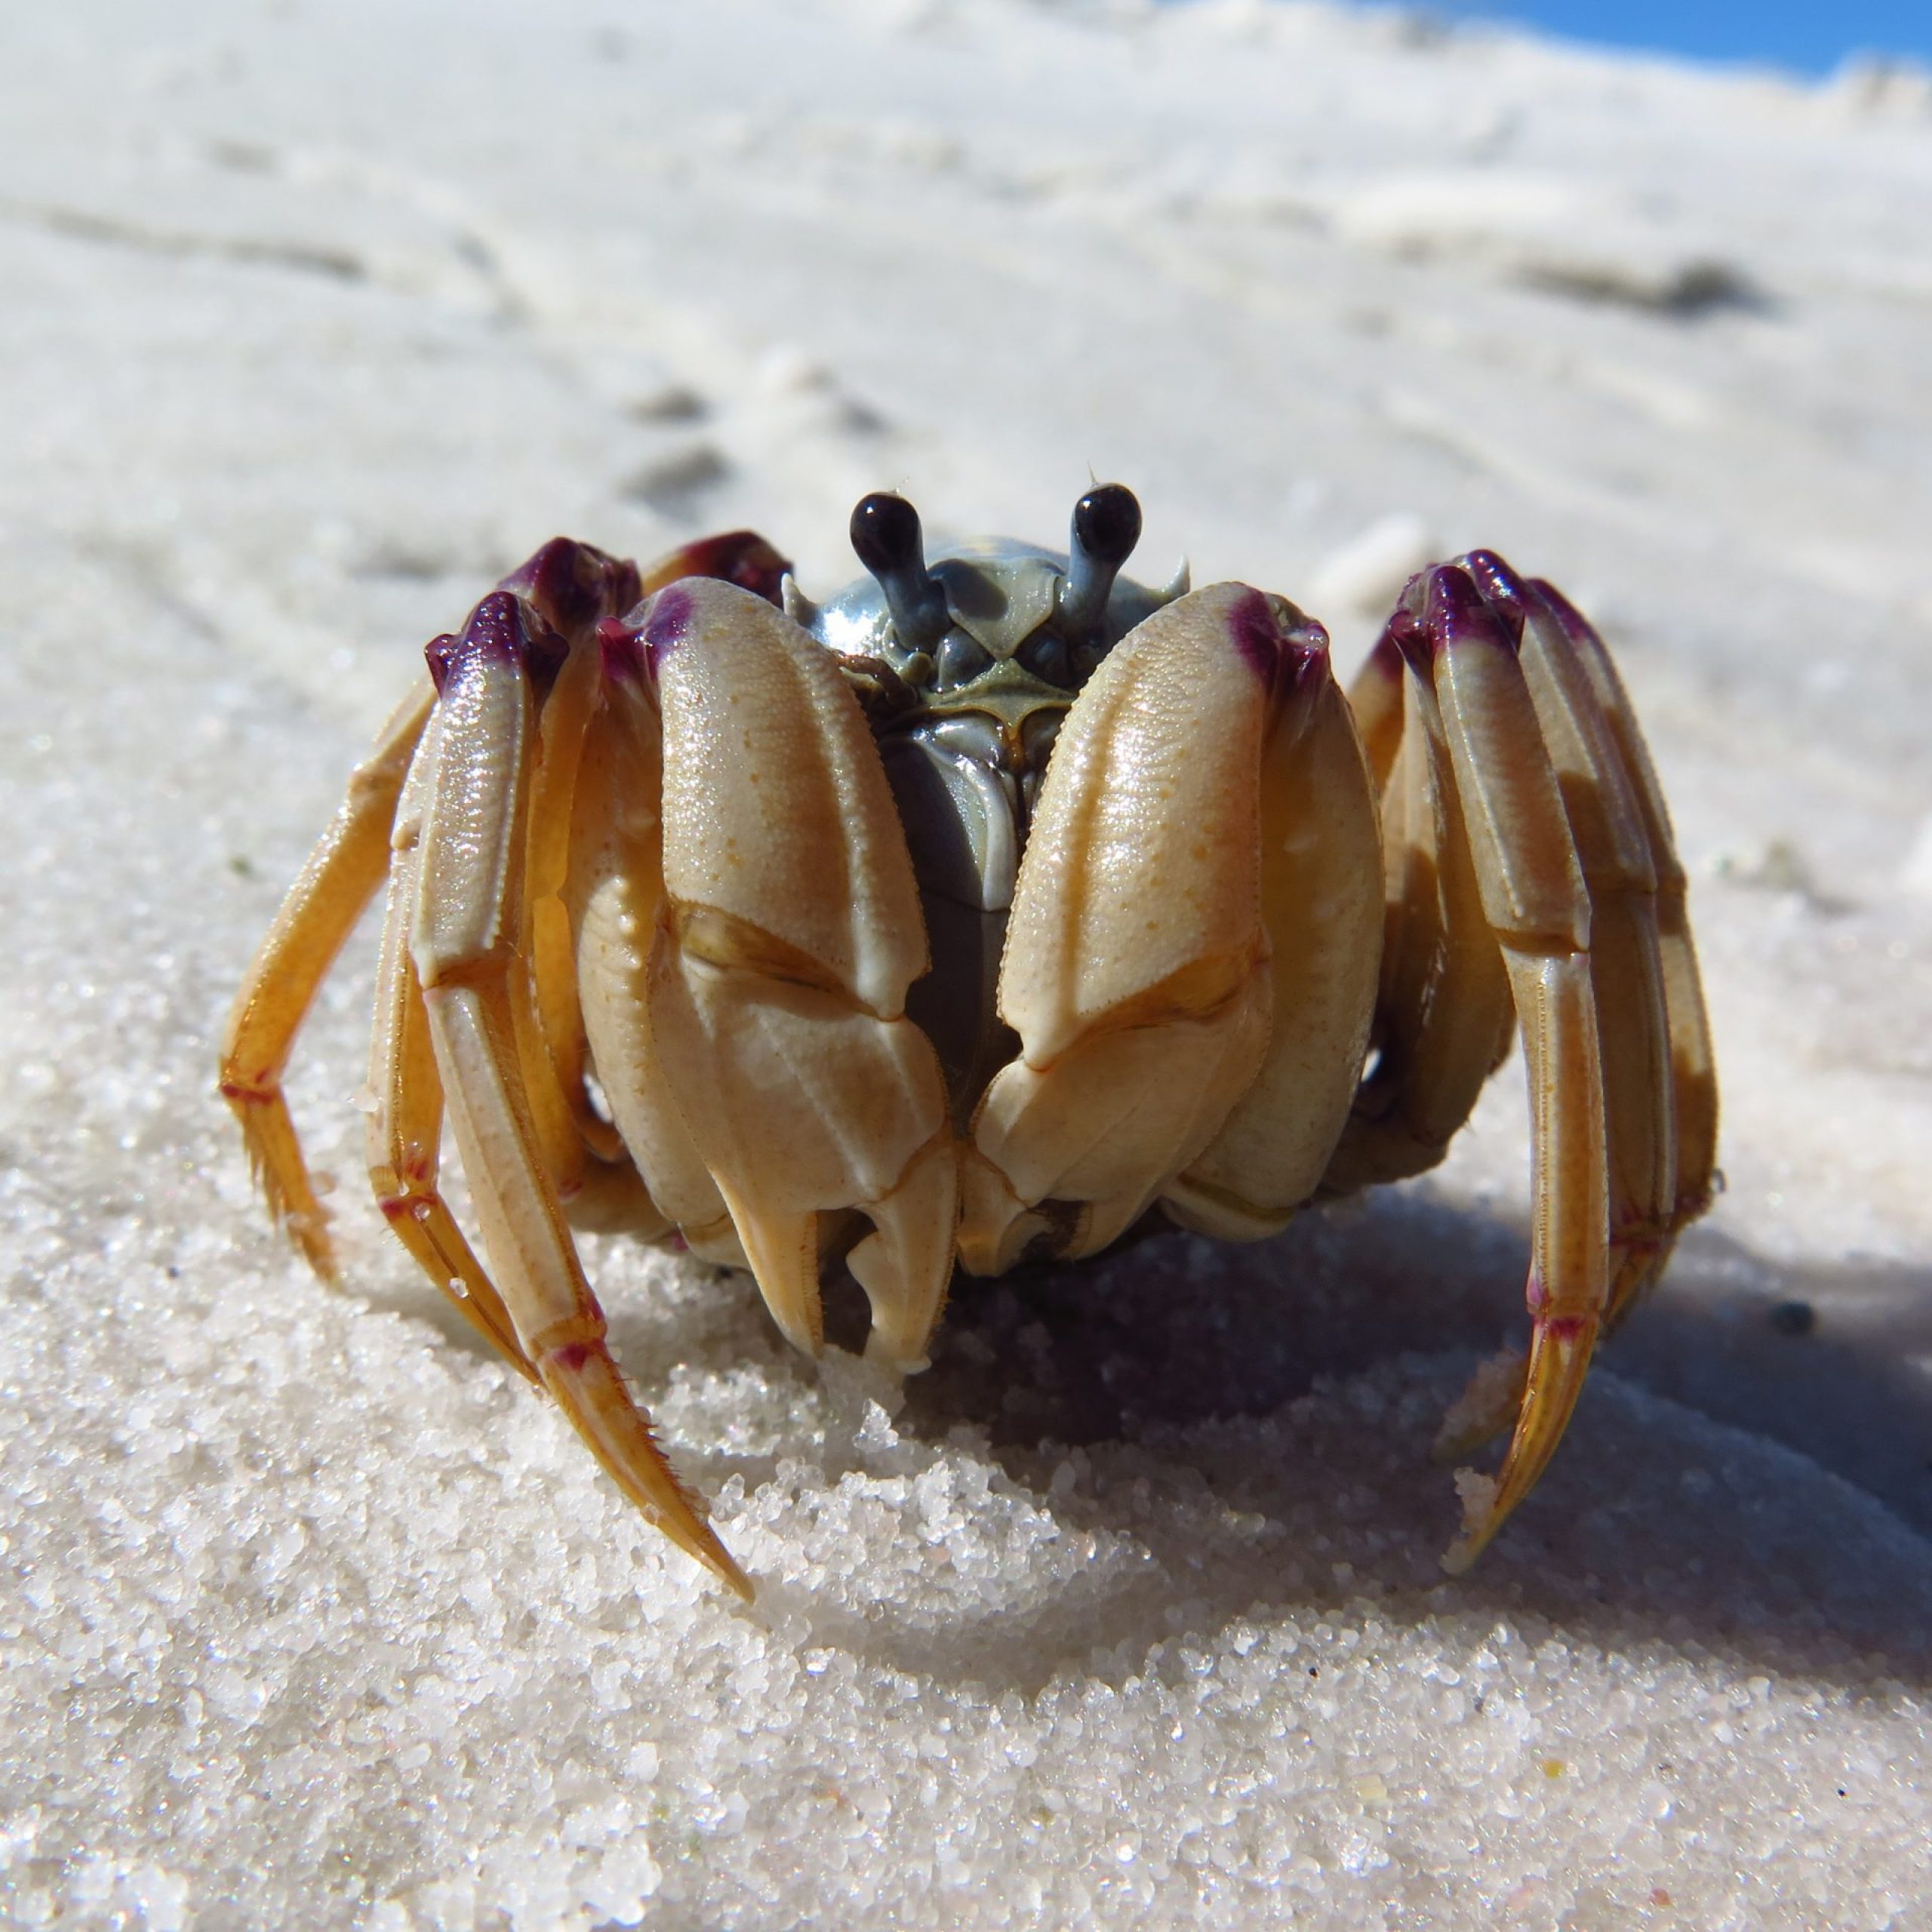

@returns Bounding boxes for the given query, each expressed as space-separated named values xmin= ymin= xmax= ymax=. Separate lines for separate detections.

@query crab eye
xmin=850 ymin=492 xmax=949 ymax=653
xmin=1072 ymin=484 xmax=1141 ymax=569
xmin=851 ymin=492 xmax=922 ymax=577
xmin=1060 ymin=482 xmax=1143 ymax=641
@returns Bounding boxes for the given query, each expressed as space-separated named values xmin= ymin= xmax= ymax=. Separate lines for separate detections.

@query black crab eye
xmin=851 ymin=492 xmax=925 ymax=580
xmin=1072 ymin=484 xmax=1142 ymax=571
xmin=850 ymin=492 xmax=949 ymax=653
xmin=1060 ymin=482 xmax=1143 ymax=640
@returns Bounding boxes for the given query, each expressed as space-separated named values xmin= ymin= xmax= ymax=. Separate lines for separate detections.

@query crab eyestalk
xmin=850 ymin=492 xmax=950 ymax=655
xmin=1058 ymin=483 xmax=1142 ymax=641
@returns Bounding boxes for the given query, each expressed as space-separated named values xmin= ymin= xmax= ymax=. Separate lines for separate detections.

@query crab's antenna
xmin=1059 ymin=484 xmax=1142 ymax=640
xmin=850 ymin=493 xmax=949 ymax=654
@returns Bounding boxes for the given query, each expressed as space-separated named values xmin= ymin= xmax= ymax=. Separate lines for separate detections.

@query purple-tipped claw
xmin=1380 ymin=601 xmax=1431 ymax=678
xmin=641 ymin=585 xmax=696 ymax=673
xmin=1228 ymin=588 xmax=1329 ymax=700
xmin=1525 ymin=576 xmax=1598 ymax=649
xmin=423 ymin=630 xmax=460 ymax=693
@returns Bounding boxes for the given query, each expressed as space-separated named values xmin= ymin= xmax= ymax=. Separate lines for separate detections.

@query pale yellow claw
xmin=654 ymin=579 xmax=931 ymax=1018
xmin=1167 ymin=660 xmax=1384 ymax=1238
xmin=642 ymin=578 xmax=956 ymax=1368
xmin=964 ymin=584 xmax=1324 ymax=1266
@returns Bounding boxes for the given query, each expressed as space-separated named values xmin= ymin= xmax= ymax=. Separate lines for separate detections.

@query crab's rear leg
xmin=412 ymin=590 xmax=749 ymax=1597
xmin=1383 ymin=564 xmax=1654 ymax=1568
xmin=583 ymin=580 xmax=956 ymax=1370
xmin=1465 ymin=553 xmax=1710 ymax=1328
xmin=220 ymin=678 xmax=437 ymax=1276
xmin=1525 ymin=574 xmax=1718 ymax=1313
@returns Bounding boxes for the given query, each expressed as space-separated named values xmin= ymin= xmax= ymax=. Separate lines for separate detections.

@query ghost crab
xmin=221 ymin=485 xmax=1717 ymax=1595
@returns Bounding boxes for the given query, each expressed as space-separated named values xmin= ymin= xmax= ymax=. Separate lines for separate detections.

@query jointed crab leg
xmin=1533 ymin=578 xmax=1718 ymax=1316
xmin=1323 ymin=631 xmax=1517 ymax=1196
xmin=221 ymin=677 xmax=438 ymax=1276
xmin=363 ymin=712 xmax=534 ymax=1377
xmin=411 ymin=589 xmax=749 ymax=1597
xmin=1472 ymin=555 xmax=1685 ymax=1327
xmin=521 ymin=531 xmax=794 ymax=1186
xmin=1387 ymin=565 xmax=1611 ymax=1573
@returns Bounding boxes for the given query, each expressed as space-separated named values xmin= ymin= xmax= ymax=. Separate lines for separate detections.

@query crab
xmin=221 ymin=485 xmax=1717 ymax=1598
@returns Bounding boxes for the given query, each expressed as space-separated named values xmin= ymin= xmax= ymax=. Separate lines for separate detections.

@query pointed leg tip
xmin=1472 ymin=1318 xmax=1598 ymax=1547
xmin=286 ymin=1214 xmax=339 ymax=1282
xmin=710 ymin=1550 xmax=758 ymax=1603
xmin=538 ymin=1341 xmax=749 ymax=1595
xmin=1604 ymin=1233 xmax=1675 ymax=1333
xmin=1435 ymin=1318 xmax=1598 ymax=1572
xmin=665 ymin=1517 xmax=756 ymax=1601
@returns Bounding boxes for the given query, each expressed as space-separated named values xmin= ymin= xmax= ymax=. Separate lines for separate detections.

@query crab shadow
xmin=379 ymin=1177 xmax=1932 ymax=1697
xmin=794 ymin=1190 xmax=1932 ymax=1697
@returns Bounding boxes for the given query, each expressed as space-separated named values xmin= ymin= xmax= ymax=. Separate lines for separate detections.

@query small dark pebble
xmin=1767 ymin=1300 xmax=1817 ymax=1337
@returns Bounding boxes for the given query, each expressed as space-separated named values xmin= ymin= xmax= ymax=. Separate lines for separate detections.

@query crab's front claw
xmin=582 ymin=579 xmax=957 ymax=1370
xmin=961 ymin=583 xmax=1383 ymax=1272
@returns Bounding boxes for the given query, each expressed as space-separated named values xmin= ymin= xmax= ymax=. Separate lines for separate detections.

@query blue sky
xmin=1434 ymin=2 xmax=1932 ymax=74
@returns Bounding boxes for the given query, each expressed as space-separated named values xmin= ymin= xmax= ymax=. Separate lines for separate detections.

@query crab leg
xmin=1467 ymin=554 xmax=1698 ymax=1327
xmin=220 ymin=677 xmax=437 ymax=1276
xmin=1388 ymin=566 xmax=1611 ymax=1573
xmin=412 ymin=589 xmax=749 ymax=1597
xmin=522 ymin=531 xmax=793 ymax=1177
xmin=361 ymin=713 xmax=534 ymax=1377
xmin=598 ymin=579 xmax=955 ymax=1369
xmin=566 ymin=626 xmax=742 ymax=1268
xmin=1321 ymin=629 xmax=1516 ymax=1196
xmin=961 ymin=585 xmax=1337 ymax=1271
xmin=1531 ymin=577 xmax=1718 ymax=1315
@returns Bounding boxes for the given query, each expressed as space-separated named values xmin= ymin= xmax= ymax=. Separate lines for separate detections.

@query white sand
xmin=2 ymin=2 xmax=1930 ymax=1925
